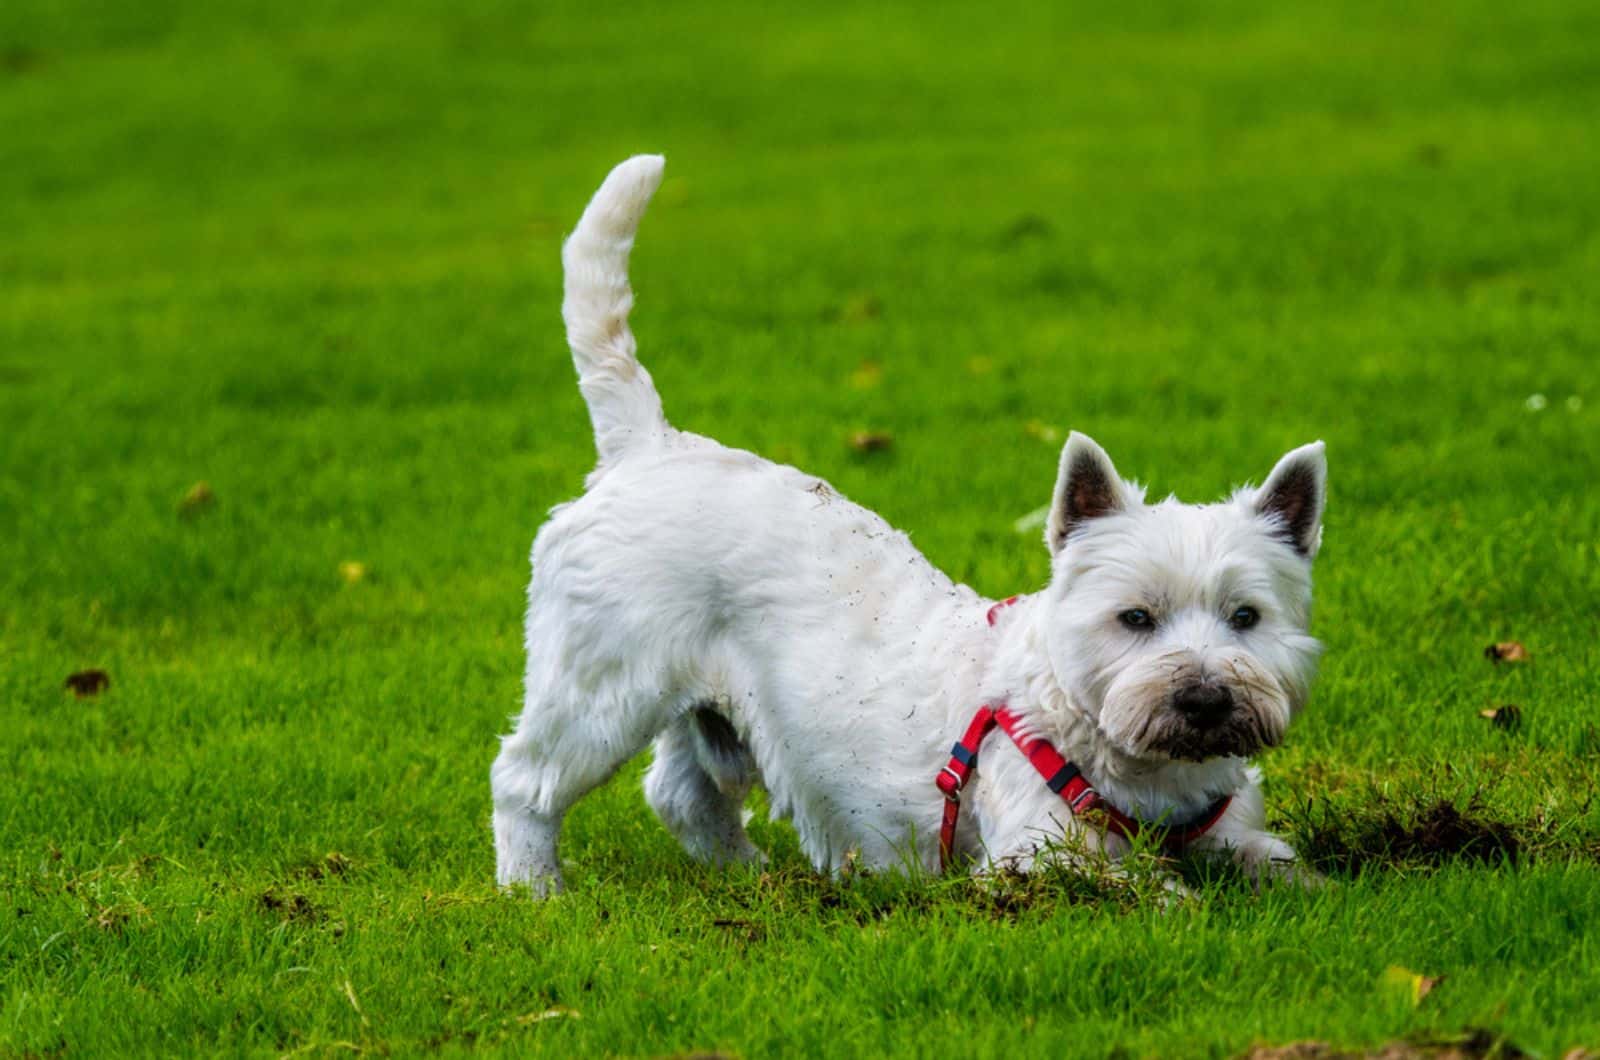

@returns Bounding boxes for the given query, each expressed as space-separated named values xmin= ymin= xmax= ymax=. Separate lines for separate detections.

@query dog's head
xmin=1040 ymin=433 xmax=1325 ymax=763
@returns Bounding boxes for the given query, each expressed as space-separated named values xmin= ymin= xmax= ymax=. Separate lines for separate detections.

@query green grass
xmin=3 ymin=0 xmax=1599 ymax=1055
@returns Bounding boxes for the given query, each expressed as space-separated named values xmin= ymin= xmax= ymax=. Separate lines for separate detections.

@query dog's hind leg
xmin=492 ymin=677 xmax=667 ymax=895
xmin=643 ymin=706 xmax=763 ymax=866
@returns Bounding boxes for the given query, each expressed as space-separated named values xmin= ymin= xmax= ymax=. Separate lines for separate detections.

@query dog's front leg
xmin=979 ymin=819 xmax=1199 ymax=902
xmin=1188 ymin=775 xmax=1321 ymax=890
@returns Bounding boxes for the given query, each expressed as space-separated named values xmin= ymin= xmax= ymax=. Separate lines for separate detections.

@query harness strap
xmin=935 ymin=596 xmax=1234 ymax=870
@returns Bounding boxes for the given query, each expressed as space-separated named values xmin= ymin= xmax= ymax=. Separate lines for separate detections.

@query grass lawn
xmin=4 ymin=0 xmax=1600 ymax=1055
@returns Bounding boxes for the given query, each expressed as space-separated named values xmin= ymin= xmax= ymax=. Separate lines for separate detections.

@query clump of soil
xmin=1296 ymin=797 xmax=1521 ymax=876
xmin=258 ymin=889 xmax=322 ymax=923
xmin=1242 ymin=1027 xmax=1529 ymax=1059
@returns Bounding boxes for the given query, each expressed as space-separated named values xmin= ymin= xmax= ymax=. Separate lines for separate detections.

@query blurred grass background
xmin=2 ymin=1 xmax=1598 ymax=1055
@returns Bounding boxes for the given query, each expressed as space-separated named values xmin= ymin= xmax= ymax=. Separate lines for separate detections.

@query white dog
xmin=492 ymin=156 xmax=1326 ymax=894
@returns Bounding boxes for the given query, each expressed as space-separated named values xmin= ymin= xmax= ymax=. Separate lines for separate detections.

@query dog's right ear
xmin=1047 ymin=432 xmax=1128 ymax=555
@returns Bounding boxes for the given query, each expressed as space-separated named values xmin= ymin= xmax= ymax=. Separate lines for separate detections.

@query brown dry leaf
xmin=1380 ymin=965 xmax=1443 ymax=1007
xmin=848 ymin=430 xmax=894 ymax=454
xmin=64 ymin=669 xmax=110 ymax=698
xmin=1484 ymin=641 xmax=1528 ymax=663
xmin=338 ymin=561 xmax=368 ymax=584
xmin=178 ymin=480 xmax=215 ymax=517
xmin=1477 ymin=705 xmax=1523 ymax=732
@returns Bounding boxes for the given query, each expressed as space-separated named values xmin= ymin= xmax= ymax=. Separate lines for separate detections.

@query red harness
xmin=935 ymin=597 xmax=1233 ymax=870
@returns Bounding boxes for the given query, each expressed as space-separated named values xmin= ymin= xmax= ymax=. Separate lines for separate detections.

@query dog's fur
xmin=492 ymin=156 xmax=1326 ymax=894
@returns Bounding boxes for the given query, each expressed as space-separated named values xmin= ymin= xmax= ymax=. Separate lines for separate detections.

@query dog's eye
xmin=1229 ymin=606 xmax=1260 ymax=630
xmin=1118 ymin=609 xmax=1154 ymax=631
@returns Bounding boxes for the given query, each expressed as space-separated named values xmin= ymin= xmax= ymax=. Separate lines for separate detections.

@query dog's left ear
xmin=1047 ymin=432 xmax=1129 ymax=555
xmin=1255 ymin=441 xmax=1326 ymax=558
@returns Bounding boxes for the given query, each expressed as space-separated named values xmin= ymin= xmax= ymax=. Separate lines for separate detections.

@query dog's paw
xmin=496 ymin=866 xmax=566 ymax=899
xmin=1257 ymin=856 xmax=1326 ymax=892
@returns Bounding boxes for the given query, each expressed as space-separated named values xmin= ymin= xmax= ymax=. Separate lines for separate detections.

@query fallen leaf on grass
xmin=847 ymin=430 xmax=894 ymax=454
xmin=178 ymin=480 xmax=215 ymax=517
xmin=1477 ymin=705 xmax=1522 ymax=732
xmin=64 ymin=669 xmax=110 ymax=698
xmin=1484 ymin=641 xmax=1528 ymax=663
xmin=516 ymin=1007 xmax=580 ymax=1024
xmin=1381 ymin=964 xmax=1444 ymax=1006
xmin=338 ymin=561 xmax=368 ymax=584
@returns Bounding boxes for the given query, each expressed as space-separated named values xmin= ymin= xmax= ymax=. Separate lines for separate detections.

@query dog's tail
xmin=561 ymin=155 xmax=670 ymax=463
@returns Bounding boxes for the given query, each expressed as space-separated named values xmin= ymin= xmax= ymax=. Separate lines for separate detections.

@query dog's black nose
xmin=1174 ymin=683 xmax=1233 ymax=728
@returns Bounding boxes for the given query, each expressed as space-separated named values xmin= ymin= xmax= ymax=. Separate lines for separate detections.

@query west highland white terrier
xmin=492 ymin=156 xmax=1327 ymax=894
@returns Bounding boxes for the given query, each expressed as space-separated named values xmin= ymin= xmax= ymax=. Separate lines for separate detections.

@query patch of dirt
xmin=1297 ymin=797 xmax=1520 ymax=876
xmin=710 ymin=917 xmax=766 ymax=943
xmin=294 ymin=851 xmax=353 ymax=881
xmin=258 ymin=888 xmax=323 ymax=923
xmin=1242 ymin=1028 xmax=1527 ymax=1059
xmin=64 ymin=669 xmax=110 ymax=698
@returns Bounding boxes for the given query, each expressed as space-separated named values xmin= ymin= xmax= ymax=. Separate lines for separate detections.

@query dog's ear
xmin=1047 ymin=432 xmax=1128 ymax=554
xmin=1255 ymin=441 xmax=1326 ymax=558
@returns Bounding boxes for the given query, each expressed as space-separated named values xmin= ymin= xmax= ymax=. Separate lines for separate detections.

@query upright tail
xmin=561 ymin=155 xmax=670 ymax=463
